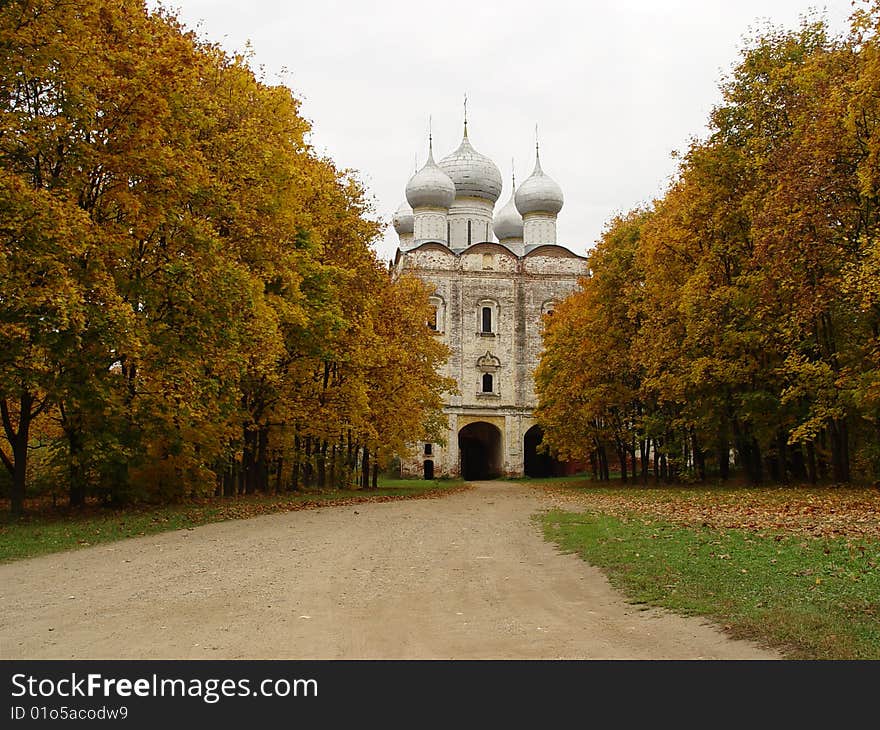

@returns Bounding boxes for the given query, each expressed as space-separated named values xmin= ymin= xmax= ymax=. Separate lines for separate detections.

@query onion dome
xmin=392 ymin=200 xmax=414 ymax=235
xmin=405 ymin=138 xmax=455 ymax=210
xmin=515 ymin=147 xmax=564 ymax=216
xmin=439 ymin=125 xmax=503 ymax=203
xmin=493 ymin=178 xmax=523 ymax=240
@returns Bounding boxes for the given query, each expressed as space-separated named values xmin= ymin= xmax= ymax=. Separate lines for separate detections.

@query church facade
xmin=391 ymin=119 xmax=587 ymax=479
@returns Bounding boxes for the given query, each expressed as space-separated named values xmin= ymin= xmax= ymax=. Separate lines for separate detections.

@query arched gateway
xmin=458 ymin=422 xmax=502 ymax=480
xmin=523 ymin=425 xmax=563 ymax=477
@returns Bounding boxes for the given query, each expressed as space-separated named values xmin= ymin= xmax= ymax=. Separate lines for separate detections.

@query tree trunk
xmin=790 ymin=443 xmax=807 ymax=481
xmin=292 ymin=433 xmax=301 ymax=491
xmin=2 ymin=395 xmax=38 ymax=517
xmin=361 ymin=446 xmax=370 ymax=489
xmin=692 ymin=428 xmax=706 ymax=482
xmin=11 ymin=434 xmax=27 ymax=516
xmin=305 ymin=436 xmax=313 ymax=488
xmin=338 ymin=432 xmax=347 ymax=487
xmin=717 ymin=416 xmax=730 ymax=481
xmin=776 ymin=429 xmax=789 ymax=483
xmin=61 ymin=405 xmax=88 ymax=507
xmin=598 ymin=445 xmax=610 ymax=481
xmin=806 ymin=440 xmax=817 ymax=484
xmin=653 ymin=439 xmax=661 ymax=484
xmin=242 ymin=426 xmax=258 ymax=494
xmin=351 ymin=442 xmax=360 ymax=488
xmin=732 ymin=420 xmax=762 ymax=484
xmin=817 ymin=430 xmax=828 ymax=481
xmin=663 ymin=430 xmax=674 ymax=482
xmin=329 ymin=443 xmax=337 ymax=488
xmin=222 ymin=458 xmax=236 ymax=497
xmin=830 ymin=418 xmax=850 ymax=483
xmin=257 ymin=426 xmax=269 ymax=493
xmin=617 ymin=442 xmax=628 ymax=483
xmin=316 ymin=439 xmax=327 ymax=488
xmin=275 ymin=455 xmax=283 ymax=493
xmin=750 ymin=437 xmax=763 ymax=484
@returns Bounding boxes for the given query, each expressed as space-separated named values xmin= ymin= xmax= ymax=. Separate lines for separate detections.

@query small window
xmin=424 ymin=443 xmax=432 ymax=456
xmin=447 ymin=221 xmax=450 ymax=243
xmin=482 ymin=373 xmax=493 ymax=393
xmin=481 ymin=306 xmax=492 ymax=333
xmin=467 ymin=220 xmax=472 ymax=246
xmin=428 ymin=295 xmax=445 ymax=333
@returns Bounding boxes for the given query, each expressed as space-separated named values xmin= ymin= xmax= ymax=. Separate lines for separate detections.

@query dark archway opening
xmin=459 ymin=422 xmax=502 ymax=480
xmin=524 ymin=425 xmax=563 ymax=477
xmin=423 ymin=460 xmax=434 ymax=480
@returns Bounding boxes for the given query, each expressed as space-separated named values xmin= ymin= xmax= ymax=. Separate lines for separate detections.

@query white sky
xmin=164 ymin=0 xmax=855 ymax=261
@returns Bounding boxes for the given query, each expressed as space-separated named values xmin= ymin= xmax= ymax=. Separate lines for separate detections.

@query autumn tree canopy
xmin=0 ymin=0 xmax=450 ymax=514
xmin=536 ymin=7 xmax=880 ymax=486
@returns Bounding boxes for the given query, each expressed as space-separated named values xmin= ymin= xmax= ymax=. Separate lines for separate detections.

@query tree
xmin=535 ymin=11 xmax=880 ymax=486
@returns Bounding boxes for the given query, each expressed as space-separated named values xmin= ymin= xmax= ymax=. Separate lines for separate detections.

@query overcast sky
xmin=164 ymin=0 xmax=854 ymax=260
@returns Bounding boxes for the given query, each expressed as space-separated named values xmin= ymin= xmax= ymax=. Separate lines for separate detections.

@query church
xmin=391 ymin=115 xmax=588 ymax=479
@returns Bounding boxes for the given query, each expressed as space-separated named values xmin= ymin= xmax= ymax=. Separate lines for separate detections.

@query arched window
xmin=429 ymin=295 xmax=445 ymax=333
xmin=477 ymin=300 xmax=498 ymax=336
xmin=447 ymin=221 xmax=450 ymax=243
xmin=476 ymin=351 xmax=501 ymax=397
xmin=467 ymin=220 xmax=472 ymax=245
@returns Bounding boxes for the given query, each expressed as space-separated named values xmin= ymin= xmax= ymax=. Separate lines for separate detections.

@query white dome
xmin=405 ymin=141 xmax=455 ymax=210
xmin=515 ymin=151 xmax=564 ymax=216
xmin=392 ymin=200 xmax=414 ymax=235
xmin=439 ymin=131 xmax=503 ymax=203
xmin=493 ymin=190 xmax=523 ymax=240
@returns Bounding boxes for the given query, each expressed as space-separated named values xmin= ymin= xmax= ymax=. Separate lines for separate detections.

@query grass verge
xmin=541 ymin=510 xmax=880 ymax=659
xmin=0 ymin=478 xmax=467 ymax=564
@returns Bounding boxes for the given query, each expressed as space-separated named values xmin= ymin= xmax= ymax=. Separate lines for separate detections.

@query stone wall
xmin=396 ymin=240 xmax=587 ymax=479
xmin=523 ymin=212 xmax=557 ymax=246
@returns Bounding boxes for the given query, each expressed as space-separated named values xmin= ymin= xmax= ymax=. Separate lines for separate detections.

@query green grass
xmin=0 ymin=478 xmax=465 ymax=564
xmin=541 ymin=510 xmax=880 ymax=659
xmin=506 ymin=474 xmax=591 ymax=484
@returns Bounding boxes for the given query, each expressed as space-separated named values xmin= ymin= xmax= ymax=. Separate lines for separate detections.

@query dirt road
xmin=0 ymin=482 xmax=777 ymax=659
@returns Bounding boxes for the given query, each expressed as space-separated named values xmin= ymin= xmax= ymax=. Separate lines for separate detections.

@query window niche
xmin=540 ymin=300 xmax=557 ymax=328
xmin=477 ymin=300 xmax=498 ymax=336
xmin=428 ymin=295 xmax=446 ymax=333
xmin=476 ymin=351 xmax=501 ymax=397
